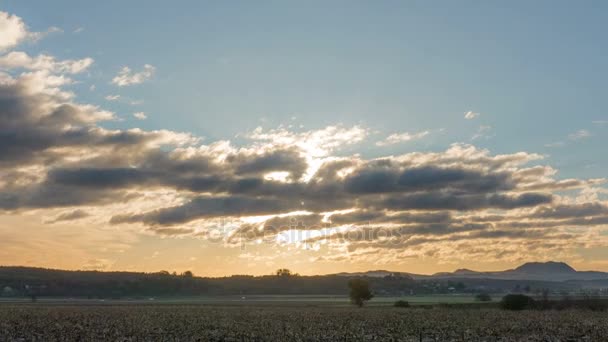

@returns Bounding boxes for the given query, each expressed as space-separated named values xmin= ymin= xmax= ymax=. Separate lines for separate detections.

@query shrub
xmin=475 ymin=293 xmax=492 ymax=302
xmin=394 ymin=300 xmax=410 ymax=308
xmin=500 ymin=294 xmax=535 ymax=310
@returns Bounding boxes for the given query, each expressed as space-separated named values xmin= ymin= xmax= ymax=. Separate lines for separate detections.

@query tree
xmin=348 ymin=279 xmax=373 ymax=307
xmin=182 ymin=270 xmax=194 ymax=278
xmin=275 ymin=269 xmax=293 ymax=277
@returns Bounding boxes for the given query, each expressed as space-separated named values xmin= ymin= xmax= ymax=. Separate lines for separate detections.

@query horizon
xmin=0 ymin=260 xmax=598 ymax=278
xmin=2 ymin=1 xmax=608 ymax=277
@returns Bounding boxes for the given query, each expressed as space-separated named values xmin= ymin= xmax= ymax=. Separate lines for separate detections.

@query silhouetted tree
xmin=182 ymin=270 xmax=194 ymax=278
xmin=276 ymin=269 xmax=293 ymax=277
xmin=348 ymin=279 xmax=373 ymax=307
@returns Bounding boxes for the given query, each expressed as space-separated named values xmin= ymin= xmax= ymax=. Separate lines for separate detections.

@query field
xmin=0 ymin=294 xmax=491 ymax=306
xmin=0 ymin=304 xmax=607 ymax=341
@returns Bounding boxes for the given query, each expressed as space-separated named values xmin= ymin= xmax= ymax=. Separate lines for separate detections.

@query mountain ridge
xmin=333 ymin=261 xmax=608 ymax=282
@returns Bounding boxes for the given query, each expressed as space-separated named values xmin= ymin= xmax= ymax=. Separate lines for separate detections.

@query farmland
xmin=0 ymin=294 xmax=492 ymax=306
xmin=0 ymin=304 xmax=606 ymax=341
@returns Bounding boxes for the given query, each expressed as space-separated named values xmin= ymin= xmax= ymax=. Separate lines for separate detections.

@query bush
xmin=500 ymin=294 xmax=535 ymax=310
xmin=394 ymin=300 xmax=410 ymax=308
xmin=475 ymin=293 xmax=492 ymax=302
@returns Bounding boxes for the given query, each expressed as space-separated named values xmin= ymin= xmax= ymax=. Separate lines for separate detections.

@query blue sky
xmin=5 ymin=0 xmax=607 ymax=179
xmin=1 ymin=1 xmax=608 ymax=274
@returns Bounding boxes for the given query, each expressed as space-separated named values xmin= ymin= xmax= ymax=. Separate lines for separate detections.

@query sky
xmin=0 ymin=1 xmax=608 ymax=276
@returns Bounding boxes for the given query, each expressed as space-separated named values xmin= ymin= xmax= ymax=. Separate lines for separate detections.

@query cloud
xmin=0 ymin=68 xmax=196 ymax=172
xmin=544 ymin=141 xmax=565 ymax=148
xmin=133 ymin=112 xmax=147 ymax=120
xmin=547 ymin=129 xmax=593 ymax=148
xmin=0 ymin=11 xmax=30 ymax=51
xmin=46 ymin=209 xmax=90 ymax=223
xmin=464 ymin=111 xmax=479 ymax=120
xmin=376 ymin=130 xmax=429 ymax=146
xmin=112 ymin=64 xmax=155 ymax=86
xmin=111 ymin=196 xmax=296 ymax=226
xmin=0 ymin=12 xmax=61 ymax=51
xmin=471 ymin=125 xmax=492 ymax=140
xmin=28 ymin=26 xmax=63 ymax=42
xmin=82 ymin=258 xmax=113 ymax=271
xmin=105 ymin=94 xmax=120 ymax=101
xmin=568 ymin=129 xmax=592 ymax=141
xmin=0 ymin=51 xmax=93 ymax=74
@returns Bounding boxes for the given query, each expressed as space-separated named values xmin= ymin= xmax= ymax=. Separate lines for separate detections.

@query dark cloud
xmin=0 ymin=183 xmax=133 ymax=210
xmin=111 ymin=196 xmax=298 ymax=226
xmin=232 ymin=149 xmax=307 ymax=180
xmin=531 ymin=203 xmax=608 ymax=219
xmin=381 ymin=192 xmax=552 ymax=211
xmin=328 ymin=210 xmax=452 ymax=225
xmin=45 ymin=209 xmax=90 ymax=223
xmin=48 ymin=167 xmax=154 ymax=188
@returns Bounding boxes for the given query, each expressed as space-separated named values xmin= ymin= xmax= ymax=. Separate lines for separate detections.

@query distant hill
xmin=514 ymin=261 xmax=576 ymax=274
xmin=334 ymin=262 xmax=608 ymax=282
xmin=334 ymin=270 xmax=419 ymax=278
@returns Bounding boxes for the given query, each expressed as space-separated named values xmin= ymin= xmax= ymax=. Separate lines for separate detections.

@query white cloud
xmin=376 ymin=130 xmax=429 ymax=146
xmin=471 ymin=125 xmax=492 ymax=141
xmin=568 ymin=129 xmax=592 ymax=141
xmin=247 ymin=125 xmax=368 ymax=180
xmin=464 ymin=111 xmax=479 ymax=120
xmin=545 ymin=141 xmax=565 ymax=148
xmin=105 ymin=94 xmax=120 ymax=101
xmin=112 ymin=64 xmax=155 ymax=86
xmin=546 ymin=129 xmax=592 ymax=148
xmin=0 ymin=12 xmax=61 ymax=51
xmin=73 ymin=27 xmax=84 ymax=34
xmin=133 ymin=112 xmax=147 ymax=120
xmin=29 ymin=26 xmax=63 ymax=42
xmin=248 ymin=125 xmax=367 ymax=158
xmin=592 ymin=120 xmax=607 ymax=125
xmin=0 ymin=51 xmax=93 ymax=74
xmin=0 ymin=11 xmax=29 ymax=51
